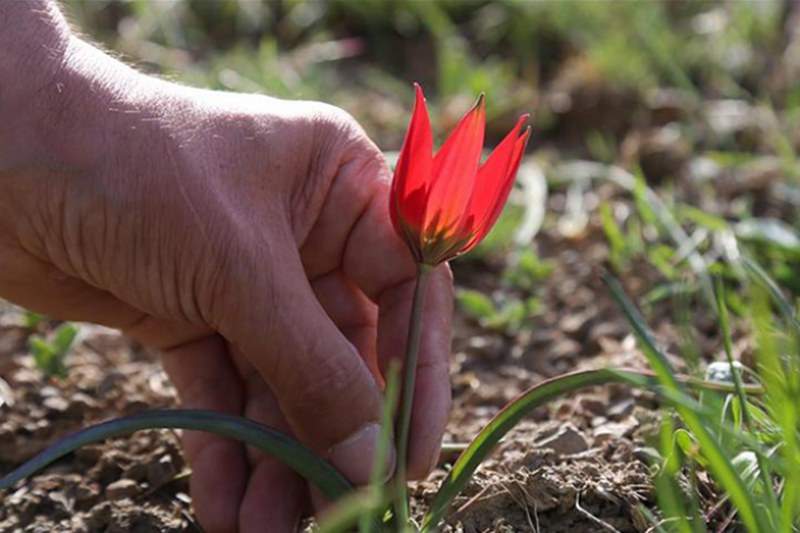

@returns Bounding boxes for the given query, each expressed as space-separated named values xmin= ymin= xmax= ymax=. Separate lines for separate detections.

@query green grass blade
xmin=423 ymin=368 xmax=660 ymax=530
xmin=607 ymin=275 xmax=768 ymax=533
xmin=421 ymin=363 xmax=770 ymax=531
xmin=359 ymin=361 xmax=401 ymax=533
xmin=320 ymin=488 xmax=392 ymax=533
xmin=715 ymin=278 xmax=781 ymax=520
xmin=603 ymin=166 xmax=715 ymax=307
xmin=743 ymin=255 xmax=800 ymax=335
xmin=654 ymin=418 xmax=695 ymax=533
xmin=714 ymin=278 xmax=751 ymax=426
xmin=600 ymin=201 xmax=627 ymax=271
xmin=0 ymin=409 xmax=352 ymax=501
xmin=750 ymin=286 xmax=800 ymax=532
xmin=605 ymin=275 xmax=680 ymax=388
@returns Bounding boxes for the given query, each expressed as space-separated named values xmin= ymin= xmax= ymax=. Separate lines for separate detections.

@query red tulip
xmin=390 ymin=84 xmax=530 ymax=265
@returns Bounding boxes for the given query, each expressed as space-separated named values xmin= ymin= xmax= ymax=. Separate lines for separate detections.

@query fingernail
xmin=330 ymin=423 xmax=395 ymax=485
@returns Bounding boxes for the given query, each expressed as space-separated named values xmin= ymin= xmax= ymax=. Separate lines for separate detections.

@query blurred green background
xmin=65 ymin=0 xmax=792 ymax=148
xmin=63 ymin=0 xmax=800 ymax=300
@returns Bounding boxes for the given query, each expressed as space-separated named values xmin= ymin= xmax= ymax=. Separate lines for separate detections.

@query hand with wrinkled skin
xmin=0 ymin=3 xmax=453 ymax=531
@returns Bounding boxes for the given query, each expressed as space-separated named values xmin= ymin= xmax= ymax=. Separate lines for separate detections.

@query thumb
xmin=218 ymin=240 xmax=387 ymax=485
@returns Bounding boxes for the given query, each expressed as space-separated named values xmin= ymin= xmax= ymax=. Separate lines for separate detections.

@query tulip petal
xmin=391 ymin=83 xmax=433 ymax=233
xmin=463 ymin=120 xmax=530 ymax=251
xmin=423 ymin=94 xmax=486 ymax=231
xmin=464 ymin=115 xmax=528 ymax=220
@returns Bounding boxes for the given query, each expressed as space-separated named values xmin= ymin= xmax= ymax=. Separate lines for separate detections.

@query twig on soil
xmin=453 ymin=484 xmax=493 ymax=516
xmin=704 ymin=493 xmax=730 ymax=525
xmin=522 ymin=501 xmax=537 ymax=533
xmin=716 ymin=507 xmax=739 ymax=533
xmin=437 ymin=441 xmax=470 ymax=466
xmin=575 ymin=492 xmax=623 ymax=533
xmin=441 ymin=442 xmax=469 ymax=453
xmin=503 ymin=479 xmax=538 ymax=533
xmin=139 ymin=469 xmax=192 ymax=499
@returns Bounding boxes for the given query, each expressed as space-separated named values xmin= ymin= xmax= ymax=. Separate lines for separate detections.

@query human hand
xmin=0 ymin=26 xmax=453 ymax=533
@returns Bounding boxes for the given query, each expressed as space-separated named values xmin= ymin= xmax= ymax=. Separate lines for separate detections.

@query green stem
xmin=394 ymin=263 xmax=433 ymax=528
xmin=715 ymin=278 xmax=780 ymax=519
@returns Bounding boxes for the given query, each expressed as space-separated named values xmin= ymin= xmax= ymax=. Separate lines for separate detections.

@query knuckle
xmin=311 ymin=102 xmax=359 ymax=134
xmin=309 ymin=102 xmax=373 ymax=159
xmin=290 ymin=102 xmax=382 ymax=241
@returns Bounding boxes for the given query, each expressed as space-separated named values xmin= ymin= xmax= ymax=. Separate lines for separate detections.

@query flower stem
xmin=394 ymin=263 xmax=433 ymax=528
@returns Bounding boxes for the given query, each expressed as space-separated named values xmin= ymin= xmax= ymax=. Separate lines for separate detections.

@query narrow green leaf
xmin=633 ymin=168 xmax=658 ymax=227
xmin=421 ymin=364 xmax=769 ymax=531
xmin=677 ymin=204 xmax=728 ymax=232
xmin=0 ymin=409 xmax=352 ymax=501
xmin=320 ymin=488 xmax=391 ymax=533
xmin=52 ymin=323 xmax=78 ymax=356
xmin=603 ymin=168 xmax=715 ymax=307
xmin=674 ymin=428 xmax=705 ymax=467
xmin=600 ymin=201 xmax=627 ymax=270
xmin=605 ymin=275 xmax=680 ymax=388
xmin=715 ymin=278 xmax=780 ymax=518
xmin=29 ymin=337 xmax=54 ymax=361
xmin=423 ymin=368 xmax=658 ymax=530
xmin=749 ymin=286 xmax=800 ymax=532
xmin=607 ymin=275 xmax=768 ymax=533
xmin=743 ymin=255 xmax=800 ymax=335
xmin=656 ymin=419 xmax=695 ymax=533
xmin=29 ymin=337 xmax=64 ymax=378
xmin=359 ymin=361 xmax=400 ymax=533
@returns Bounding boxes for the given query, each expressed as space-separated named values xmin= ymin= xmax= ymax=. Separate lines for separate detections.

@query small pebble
xmin=85 ymin=501 xmax=112 ymax=530
xmin=536 ymin=424 xmax=589 ymax=455
xmin=43 ymin=396 xmax=69 ymax=414
xmin=147 ymin=454 xmax=177 ymax=488
xmin=105 ymin=478 xmax=139 ymax=501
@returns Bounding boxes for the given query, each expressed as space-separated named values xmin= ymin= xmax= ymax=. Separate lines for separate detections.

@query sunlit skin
xmin=0 ymin=3 xmax=453 ymax=532
xmin=391 ymin=85 xmax=531 ymax=265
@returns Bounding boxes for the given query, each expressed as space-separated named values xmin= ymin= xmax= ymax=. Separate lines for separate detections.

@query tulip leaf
xmin=422 ymin=367 xmax=659 ymax=530
xmin=0 ymin=409 xmax=353 ymax=501
xmin=422 ymin=362 xmax=769 ymax=530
